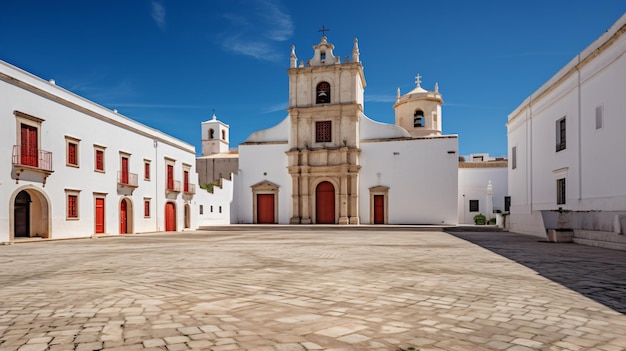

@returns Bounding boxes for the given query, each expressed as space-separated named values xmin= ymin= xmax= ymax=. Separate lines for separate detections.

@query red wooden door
xmin=120 ymin=199 xmax=128 ymax=234
xmin=184 ymin=171 xmax=189 ymax=192
xmin=20 ymin=124 xmax=38 ymax=167
xmin=374 ymin=195 xmax=385 ymax=224
xmin=165 ymin=202 xmax=176 ymax=231
xmin=257 ymin=194 xmax=275 ymax=224
xmin=95 ymin=198 xmax=105 ymax=234
xmin=121 ymin=157 xmax=129 ymax=184
xmin=316 ymin=181 xmax=335 ymax=224
xmin=167 ymin=165 xmax=174 ymax=189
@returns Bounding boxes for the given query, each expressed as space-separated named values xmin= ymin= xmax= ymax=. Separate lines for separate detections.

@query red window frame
xmin=95 ymin=150 xmax=104 ymax=171
xmin=67 ymin=142 xmax=78 ymax=166
xmin=144 ymin=162 xmax=150 ymax=180
xmin=144 ymin=200 xmax=150 ymax=217
xmin=67 ymin=195 xmax=78 ymax=218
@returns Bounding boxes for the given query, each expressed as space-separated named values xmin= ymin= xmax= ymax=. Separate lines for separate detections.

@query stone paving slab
xmin=0 ymin=229 xmax=625 ymax=351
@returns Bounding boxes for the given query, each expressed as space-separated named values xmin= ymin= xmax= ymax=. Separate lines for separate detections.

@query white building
xmin=232 ymin=36 xmax=459 ymax=225
xmin=458 ymin=154 xmax=508 ymax=224
xmin=1 ymin=60 xmax=202 ymax=243
xmin=507 ymin=13 xmax=626 ymax=249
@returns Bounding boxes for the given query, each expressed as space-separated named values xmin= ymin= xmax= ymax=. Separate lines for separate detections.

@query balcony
xmin=117 ymin=171 xmax=139 ymax=188
xmin=166 ymin=180 xmax=181 ymax=193
xmin=12 ymin=145 xmax=54 ymax=186
xmin=184 ymin=183 xmax=196 ymax=195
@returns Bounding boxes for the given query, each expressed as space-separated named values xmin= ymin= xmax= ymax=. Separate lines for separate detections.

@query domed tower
xmin=394 ymin=74 xmax=443 ymax=137
xmin=201 ymin=113 xmax=229 ymax=156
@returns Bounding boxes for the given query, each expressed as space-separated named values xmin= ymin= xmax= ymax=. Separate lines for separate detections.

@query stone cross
xmin=415 ymin=74 xmax=422 ymax=88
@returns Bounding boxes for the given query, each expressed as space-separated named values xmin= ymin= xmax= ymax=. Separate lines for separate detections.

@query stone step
xmin=573 ymin=230 xmax=626 ymax=251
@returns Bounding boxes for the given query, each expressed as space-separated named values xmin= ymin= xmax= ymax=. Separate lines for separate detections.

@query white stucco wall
xmin=458 ymin=167 xmax=508 ymax=224
xmin=359 ymin=136 xmax=459 ymax=224
xmin=233 ymin=142 xmax=291 ymax=224
xmin=507 ymin=13 xmax=626 ymax=235
xmin=1 ymin=60 xmax=199 ymax=243
xmin=196 ymin=177 xmax=233 ymax=226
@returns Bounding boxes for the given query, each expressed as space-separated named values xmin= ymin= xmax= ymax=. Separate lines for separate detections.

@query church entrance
xmin=14 ymin=190 xmax=31 ymax=237
xmin=257 ymin=194 xmax=275 ymax=224
xmin=374 ymin=195 xmax=385 ymax=224
xmin=316 ymin=181 xmax=335 ymax=224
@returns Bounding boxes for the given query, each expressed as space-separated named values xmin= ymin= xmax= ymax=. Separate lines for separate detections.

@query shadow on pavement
xmin=448 ymin=230 xmax=626 ymax=315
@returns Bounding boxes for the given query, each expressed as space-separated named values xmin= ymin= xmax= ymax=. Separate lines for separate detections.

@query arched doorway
xmin=11 ymin=188 xmax=50 ymax=240
xmin=14 ymin=191 xmax=31 ymax=237
xmin=316 ymin=181 xmax=335 ymax=224
xmin=120 ymin=199 xmax=129 ymax=234
xmin=184 ymin=204 xmax=190 ymax=229
xmin=165 ymin=202 xmax=176 ymax=231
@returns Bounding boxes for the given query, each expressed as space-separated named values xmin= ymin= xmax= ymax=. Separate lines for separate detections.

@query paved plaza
xmin=1 ymin=228 xmax=625 ymax=351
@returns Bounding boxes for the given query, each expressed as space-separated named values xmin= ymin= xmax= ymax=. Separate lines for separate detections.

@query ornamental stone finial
xmin=352 ymin=38 xmax=360 ymax=63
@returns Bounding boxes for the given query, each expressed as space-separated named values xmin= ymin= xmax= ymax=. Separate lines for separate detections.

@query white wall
xmin=234 ymin=142 xmax=291 ymax=223
xmin=507 ymin=13 xmax=626 ymax=235
xmin=458 ymin=167 xmax=508 ymax=224
xmin=1 ymin=60 xmax=199 ymax=242
xmin=359 ymin=137 xmax=459 ymax=224
xmin=196 ymin=177 xmax=233 ymax=226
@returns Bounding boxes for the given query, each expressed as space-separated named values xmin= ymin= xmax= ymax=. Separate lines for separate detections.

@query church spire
xmin=352 ymin=38 xmax=360 ymax=63
xmin=290 ymin=45 xmax=297 ymax=68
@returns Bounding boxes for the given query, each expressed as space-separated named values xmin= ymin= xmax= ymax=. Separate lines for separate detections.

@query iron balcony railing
xmin=117 ymin=171 xmax=139 ymax=187
xmin=12 ymin=145 xmax=53 ymax=172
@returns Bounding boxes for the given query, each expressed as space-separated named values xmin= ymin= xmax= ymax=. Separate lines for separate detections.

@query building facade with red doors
xmin=0 ymin=60 xmax=201 ymax=243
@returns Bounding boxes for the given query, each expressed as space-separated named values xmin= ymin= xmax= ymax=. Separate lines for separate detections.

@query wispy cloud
xmin=365 ymin=94 xmax=396 ymax=103
xmin=151 ymin=1 xmax=166 ymax=30
xmin=262 ymin=101 xmax=288 ymax=114
xmin=218 ymin=0 xmax=293 ymax=61
xmin=446 ymin=103 xmax=505 ymax=110
xmin=110 ymin=103 xmax=212 ymax=109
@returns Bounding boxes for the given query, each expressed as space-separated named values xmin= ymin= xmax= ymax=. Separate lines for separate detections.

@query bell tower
xmin=285 ymin=33 xmax=365 ymax=224
xmin=201 ymin=113 xmax=229 ymax=156
xmin=394 ymin=74 xmax=443 ymax=137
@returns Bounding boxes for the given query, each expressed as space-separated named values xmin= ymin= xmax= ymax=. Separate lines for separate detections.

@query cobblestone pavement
xmin=1 ymin=229 xmax=625 ymax=351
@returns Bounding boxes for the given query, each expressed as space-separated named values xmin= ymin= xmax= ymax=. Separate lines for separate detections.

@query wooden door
xmin=167 ymin=165 xmax=174 ymax=189
xmin=20 ymin=124 xmax=38 ymax=167
xmin=14 ymin=191 xmax=31 ymax=237
xmin=183 ymin=171 xmax=189 ymax=192
xmin=316 ymin=181 xmax=335 ymax=224
xmin=165 ymin=202 xmax=176 ymax=231
xmin=121 ymin=157 xmax=129 ymax=184
xmin=257 ymin=194 xmax=275 ymax=224
xmin=95 ymin=198 xmax=105 ymax=234
xmin=120 ymin=199 xmax=128 ymax=234
xmin=374 ymin=195 xmax=385 ymax=224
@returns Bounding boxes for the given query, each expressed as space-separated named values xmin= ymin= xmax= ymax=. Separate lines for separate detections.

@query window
xmin=183 ymin=170 xmax=190 ymax=192
xmin=209 ymin=128 xmax=215 ymax=139
xmin=316 ymin=81 xmax=330 ymax=104
xmin=94 ymin=147 xmax=105 ymax=172
xmin=219 ymin=206 xmax=222 ymax=213
xmin=469 ymin=200 xmax=479 ymax=212
xmin=414 ymin=110 xmax=424 ymax=127
xmin=504 ymin=196 xmax=511 ymax=212
xmin=595 ymin=105 xmax=603 ymax=130
xmin=144 ymin=199 xmax=151 ymax=218
xmin=144 ymin=160 xmax=151 ymax=180
xmin=167 ymin=164 xmax=174 ymax=190
xmin=66 ymin=137 xmax=80 ymax=167
xmin=557 ymin=178 xmax=566 ymax=205
xmin=222 ymin=130 xmax=226 ymax=140
xmin=15 ymin=111 xmax=45 ymax=169
xmin=556 ymin=117 xmax=566 ymax=152
xmin=210 ymin=205 xmax=213 ymax=213
xmin=199 ymin=205 xmax=204 ymax=215
xmin=315 ymin=121 xmax=332 ymax=143
xmin=65 ymin=190 xmax=80 ymax=219
xmin=511 ymin=146 xmax=517 ymax=169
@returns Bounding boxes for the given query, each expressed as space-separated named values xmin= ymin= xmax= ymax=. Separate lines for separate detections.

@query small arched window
xmin=221 ymin=130 xmax=226 ymax=140
xmin=209 ymin=128 xmax=215 ymax=139
xmin=414 ymin=110 xmax=424 ymax=127
xmin=316 ymin=81 xmax=331 ymax=104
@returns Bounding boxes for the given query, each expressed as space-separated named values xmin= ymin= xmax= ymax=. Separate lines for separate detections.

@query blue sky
xmin=2 ymin=1 xmax=624 ymax=157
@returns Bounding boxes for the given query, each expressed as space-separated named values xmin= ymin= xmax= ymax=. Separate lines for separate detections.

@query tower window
xmin=209 ymin=128 xmax=215 ymax=139
xmin=222 ymin=130 xmax=226 ymax=140
xmin=414 ymin=110 xmax=424 ymax=127
xmin=316 ymin=82 xmax=331 ymax=104
xmin=316 ymin=121 xmax=332 ymax=143
xmin=320 ymin=51 xmax=326 ymax=60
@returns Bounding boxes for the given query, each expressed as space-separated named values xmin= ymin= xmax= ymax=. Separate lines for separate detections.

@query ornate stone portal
xmin=286 ymin=36 xmax=364 ymax=224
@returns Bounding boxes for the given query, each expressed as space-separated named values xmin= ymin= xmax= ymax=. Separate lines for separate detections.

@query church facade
xmin=232 ymin=36 xmax=459 ymax=225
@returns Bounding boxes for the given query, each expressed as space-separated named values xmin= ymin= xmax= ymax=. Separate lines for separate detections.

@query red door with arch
xmin=120 ymin=199 xmax=128 ymax=234
xmin=316 ymin=181 xmax=335 ymax=224
xmin=165 ymin=202 xmax=176 ymax=231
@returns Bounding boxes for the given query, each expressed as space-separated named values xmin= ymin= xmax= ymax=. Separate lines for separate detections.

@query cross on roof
xmin=415 ymin=74 xmax=422 ymax=88
xmin=318 ymin=25 xmax=330 ymax=37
